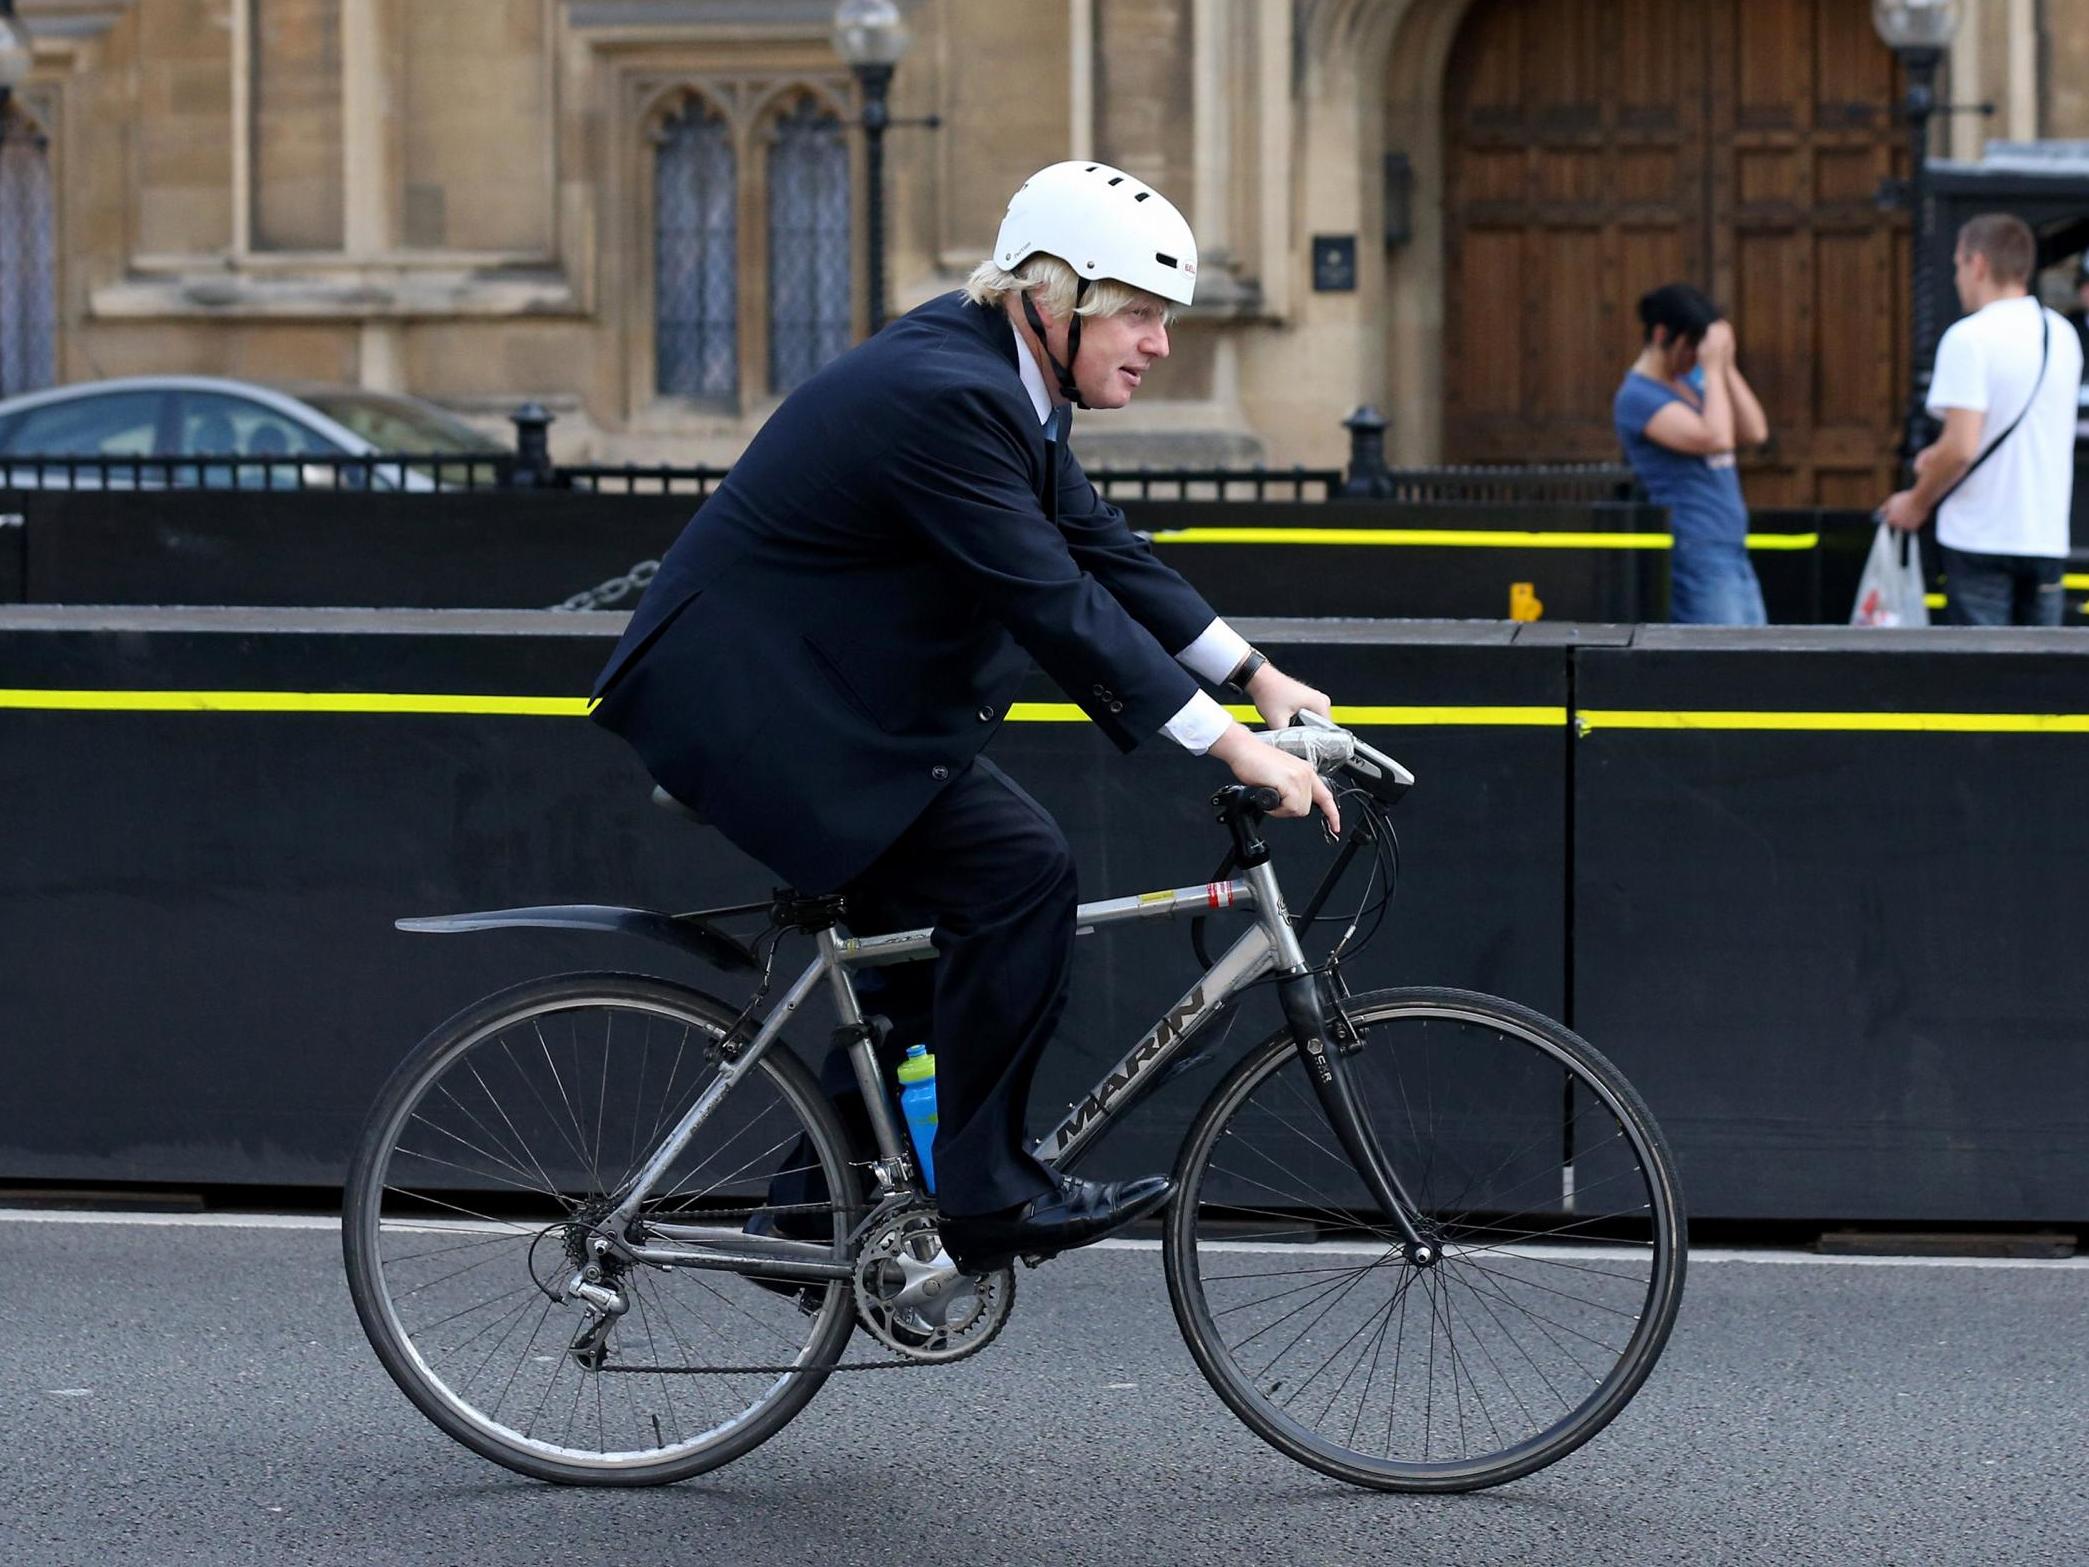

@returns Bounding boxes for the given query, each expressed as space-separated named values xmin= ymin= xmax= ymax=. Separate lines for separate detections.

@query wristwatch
xmin=1225 ymin=648 xmax=1268 ymax=695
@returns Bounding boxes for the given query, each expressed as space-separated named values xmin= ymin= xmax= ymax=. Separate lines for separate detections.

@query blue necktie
xmin=1043 ymin=405 xmax=1071 ymax=522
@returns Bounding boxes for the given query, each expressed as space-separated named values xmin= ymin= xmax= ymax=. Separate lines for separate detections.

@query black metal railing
xmin=0 ymin=401 xmax=1637 ymax=505
xmin=1086 ymin=465 xmax=1344 ymax=502
xmin=558 ymin=464 xmax=735 ymax=497
xmin=0 ymin=452 xmax=514 ymax=491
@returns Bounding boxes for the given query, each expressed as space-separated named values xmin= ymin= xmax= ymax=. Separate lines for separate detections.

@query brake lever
xmin=1294 ymin=709 xmax=1416 ymax=795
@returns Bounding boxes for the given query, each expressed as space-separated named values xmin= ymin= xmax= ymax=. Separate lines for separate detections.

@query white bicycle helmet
xmin=991 ymin=161 xmax=1197 ymax=406
xmin=992 ymin=161 xmax=1199 ymax=308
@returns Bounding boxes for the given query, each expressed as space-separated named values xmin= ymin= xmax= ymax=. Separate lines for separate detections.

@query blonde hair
xmin=963 ymin=252 xmax=1173 ymax=324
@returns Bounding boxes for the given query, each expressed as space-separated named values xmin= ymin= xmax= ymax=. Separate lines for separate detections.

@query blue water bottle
xmin=896 ymin=1044 xmax=939 ymax=1193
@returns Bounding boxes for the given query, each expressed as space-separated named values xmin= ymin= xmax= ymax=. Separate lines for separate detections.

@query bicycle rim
xmin=343 ymin=972 xmax=859 ymax=1484
xmin=1164 ymin=987 xmax=1686 ymax=1491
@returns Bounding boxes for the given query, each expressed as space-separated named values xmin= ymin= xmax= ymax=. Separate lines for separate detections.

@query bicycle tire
xmin=343 ymin=970 xmax=861 ymax=1485
xmin=1163 ymin=986 xmax=1686 ymax=1492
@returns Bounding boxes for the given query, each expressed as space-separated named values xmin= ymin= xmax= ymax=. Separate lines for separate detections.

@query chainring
xmin=851 ymin=1204 xmax=1015 ymax=1363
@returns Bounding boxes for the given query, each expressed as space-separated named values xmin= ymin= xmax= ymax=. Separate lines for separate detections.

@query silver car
xmin=0 ymin=376 xmax=506 ymax=489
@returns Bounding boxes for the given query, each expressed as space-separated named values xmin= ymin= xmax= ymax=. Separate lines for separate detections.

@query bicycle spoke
xmin=350 ymin=983 xmax=857 ymax=1480
xmin=1170 ymin=990 xmax=1684 ymax=1489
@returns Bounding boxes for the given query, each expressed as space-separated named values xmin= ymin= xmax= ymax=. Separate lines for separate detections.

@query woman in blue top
xmin=1613 ymin=284 xmax=1772 ymax=624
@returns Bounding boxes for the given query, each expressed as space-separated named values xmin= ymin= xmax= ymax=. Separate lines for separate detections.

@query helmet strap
xmin=1021 ymin=279 xmax=1092 ymax=411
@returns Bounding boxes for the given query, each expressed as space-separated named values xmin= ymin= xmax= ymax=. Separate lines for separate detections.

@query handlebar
xmin=1252 ymin=711 xmax=1415 ymax=807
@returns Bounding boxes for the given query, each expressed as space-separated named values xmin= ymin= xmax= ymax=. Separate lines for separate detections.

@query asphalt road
xmin=2 ymin=1212 xmax=2083 ymax=1567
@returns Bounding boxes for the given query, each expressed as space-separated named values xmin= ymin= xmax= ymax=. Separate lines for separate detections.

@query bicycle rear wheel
xmin=1164 ymin=986 xmax=1685 ymax=1492
xmin=343 ymin=971 xmax=861 ymax=1485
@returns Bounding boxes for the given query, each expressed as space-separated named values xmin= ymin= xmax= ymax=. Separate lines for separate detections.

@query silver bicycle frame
xmin=609 ymin=858 xmax=1312 ymax=1279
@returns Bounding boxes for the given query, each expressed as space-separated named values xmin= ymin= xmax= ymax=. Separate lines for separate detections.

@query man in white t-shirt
xmin=1882 ymin=212 xmax=2084 ymax=626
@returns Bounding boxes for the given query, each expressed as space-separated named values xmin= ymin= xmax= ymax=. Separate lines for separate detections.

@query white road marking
xmin=0 ymin=1209 xmax=2079 ymax=1268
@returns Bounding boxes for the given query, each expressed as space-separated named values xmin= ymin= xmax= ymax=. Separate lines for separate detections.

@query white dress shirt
xmin=1014 ymin=340 xmax=1244 ymax=754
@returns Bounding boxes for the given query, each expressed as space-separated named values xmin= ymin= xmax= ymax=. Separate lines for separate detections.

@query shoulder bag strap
xmin=1930 ymin=308 xmax=2052 ymax=513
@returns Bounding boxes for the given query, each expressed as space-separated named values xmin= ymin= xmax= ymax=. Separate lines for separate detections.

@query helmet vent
xmin=1154 ymin=252 xmax=1178 ymax=269
xmin=1134 ymin=191 xmax=1150 ymax=202
xmin=1107 ymin=175 xmax=1124 ymax=186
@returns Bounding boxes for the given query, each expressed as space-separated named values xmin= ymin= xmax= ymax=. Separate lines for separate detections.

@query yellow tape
xmin=9 ymin=691 xmax=2086 ymax=738
xmin=1146 ymin=527 xmax=1819 ymax=552
xmin=1005 ymin=701 xmax=1564 ymax=727
xmin=1578 ymin=708 xmax=2089 ymax=735
xmin=0 ymin=689 xmax=595 ymax=716
xmin=1329 ymin=704 xmax=1566 ymax=727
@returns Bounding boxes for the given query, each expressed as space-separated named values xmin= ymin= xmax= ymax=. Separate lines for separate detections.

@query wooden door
xmin=1441 ymin=0 xmax=1907 ymax=504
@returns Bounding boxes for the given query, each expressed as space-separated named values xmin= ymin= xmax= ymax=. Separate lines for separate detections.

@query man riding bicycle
xmin=590 ymin=161 xmax=1340 ymax=1273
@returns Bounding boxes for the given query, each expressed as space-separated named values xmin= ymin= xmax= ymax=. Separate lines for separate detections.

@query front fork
xmin=1243 ymin=856 xmax=1439 ymax=1265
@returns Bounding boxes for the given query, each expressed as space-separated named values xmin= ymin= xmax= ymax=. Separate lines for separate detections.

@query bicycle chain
xmin=596 ymin=1199 xmax=993 ymax=1377
xmin=601 ymin=1354 xmax=922 ymax=1376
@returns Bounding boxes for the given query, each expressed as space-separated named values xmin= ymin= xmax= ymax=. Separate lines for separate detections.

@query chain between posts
xmin=550 ymin=558 xmax=660 ymax=612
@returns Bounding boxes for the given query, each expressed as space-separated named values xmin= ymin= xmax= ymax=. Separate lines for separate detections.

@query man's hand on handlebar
xmin=1209 ymin=723 xmax=1341 ymax=835
xmin=1244 ymin=663 xmax=1330 ymax=734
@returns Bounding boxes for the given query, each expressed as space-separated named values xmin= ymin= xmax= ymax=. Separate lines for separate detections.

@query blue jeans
xmin=1669 ymin=540 xmax=1768 ymax=626
xmin=1940 ymin=547 xmax=2064 ymax=627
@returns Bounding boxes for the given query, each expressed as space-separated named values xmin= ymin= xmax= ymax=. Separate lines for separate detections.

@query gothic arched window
xmin=765 ymin=95 xmax=851 ymax=396
xmin=0 ymin=110 xmax=57 ymax=396
xmin=653 ymin=97 xmax=739 ymax=400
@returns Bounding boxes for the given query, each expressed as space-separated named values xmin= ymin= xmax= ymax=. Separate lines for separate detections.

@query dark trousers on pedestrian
xmin=1941 ymin=547 xmax=2064 ymax=627
xmin=809 ymin=755 xmax=1074 ymax=1219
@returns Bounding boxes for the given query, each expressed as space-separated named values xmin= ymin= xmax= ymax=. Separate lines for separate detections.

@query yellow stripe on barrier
xmin=1146 ymin=527 xmax=1819 ymax=552
xmin=10 ymin=691 xmax=2086 ymax=738
xmin=1577 ymin=708 xmax=2089 ymax=735
xmin=1001 ymin=702 xmax=1566 ymax=727
xmin=1328 ymin=705 xmax=1567 ymax=727
xmin=0 ymin=689 xmax=596 ymax=716
xmin=0 ymin=689 xmax=1569 ymax=729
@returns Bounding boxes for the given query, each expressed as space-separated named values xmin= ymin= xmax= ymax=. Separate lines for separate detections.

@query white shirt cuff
xmin=1175 ymin=618 xmax=1252 ymax=687
xmin=1161 ymin=689 xmax=1237 ymax=755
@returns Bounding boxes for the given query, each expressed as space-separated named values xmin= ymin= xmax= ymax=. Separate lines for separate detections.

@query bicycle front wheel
xmin=343 ymin=971 xmax=861 ymax=1485
xmin=1164 ymin=987 xmax=1685 ymax=1492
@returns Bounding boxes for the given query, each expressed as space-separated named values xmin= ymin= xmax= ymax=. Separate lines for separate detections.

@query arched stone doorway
xmin=0 ymin=104 xmax=57 ymax=396
xmin=1438 ymin=0 xmax=1908 ymax=505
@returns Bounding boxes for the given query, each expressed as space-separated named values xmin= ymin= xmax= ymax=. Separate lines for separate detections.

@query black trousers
xmin=815 ymin=756 xmax=1075 ymax=1218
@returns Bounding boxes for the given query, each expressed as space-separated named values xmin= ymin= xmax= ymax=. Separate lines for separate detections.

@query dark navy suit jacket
xmin=590 ymin=291 xmax=1220 ymax=892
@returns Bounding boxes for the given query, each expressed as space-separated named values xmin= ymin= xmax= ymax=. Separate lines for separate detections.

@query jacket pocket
xmin=802 ymin=630 xmax=905 ymax=733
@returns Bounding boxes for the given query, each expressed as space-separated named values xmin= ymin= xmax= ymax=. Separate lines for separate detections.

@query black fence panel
xmin=1572 ymin=627 xmax=2089 ymax=1222
xmin=11 ymin=485 xmax=2077 ymax=629
xmin=0 ymin=610 xmax=1566 ymax=1194
xmin=1122 ymin=500 xmax=1672 ymax=622
xmin=9 ymin=606 xmax=2089 ymax=1221
xmin=12 ymin=488 xmax=689 ymax=611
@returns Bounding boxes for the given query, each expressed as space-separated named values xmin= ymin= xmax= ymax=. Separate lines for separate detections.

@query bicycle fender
xmin=395 ymin=904 xmax=760 ymax=973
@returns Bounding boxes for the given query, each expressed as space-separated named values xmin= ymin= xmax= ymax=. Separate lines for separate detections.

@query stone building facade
xmin=3 ymin=0 xmax=2085 ymax=489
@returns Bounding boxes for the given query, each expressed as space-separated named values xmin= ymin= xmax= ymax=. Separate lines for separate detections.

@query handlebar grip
xmin=1245 ymin=785 xmax=1283 ymax=813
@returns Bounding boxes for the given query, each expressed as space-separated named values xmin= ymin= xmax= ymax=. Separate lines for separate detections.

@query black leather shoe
xmin=938 ymin=1173 xmax=1175 ymax=1274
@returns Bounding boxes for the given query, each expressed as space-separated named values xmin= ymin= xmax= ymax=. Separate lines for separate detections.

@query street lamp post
xmin=832 ymin=0 xmax=911 ymax=335
xmin=1872 ymin=0 xmax=1962 ymax=469
xmin=0 ymin=0 xmax=36 ymax=143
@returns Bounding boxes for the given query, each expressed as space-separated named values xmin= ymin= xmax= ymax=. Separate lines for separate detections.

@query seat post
xmin=816 ymin=927 xmax=915 ymax=1180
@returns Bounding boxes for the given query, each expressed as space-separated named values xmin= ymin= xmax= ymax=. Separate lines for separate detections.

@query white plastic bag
xmin=1849 ymin=521 xmax=1930 ymax=627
